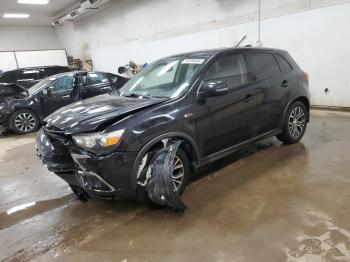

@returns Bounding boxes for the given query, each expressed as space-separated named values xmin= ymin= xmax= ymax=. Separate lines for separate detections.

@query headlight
xmin=72 ymin=129 xmax=124 ymax=154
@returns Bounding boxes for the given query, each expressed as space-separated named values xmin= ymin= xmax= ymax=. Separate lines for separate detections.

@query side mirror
xmin=42 ymin=89 xmax=48 ymax=95
xmin=199 ymin=80 xmax=229 ymax=97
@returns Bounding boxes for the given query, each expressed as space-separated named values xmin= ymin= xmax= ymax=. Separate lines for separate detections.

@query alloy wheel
xmin=14 ymin=112 xmax=36 ymax=133
xmin=288 ymin=106 xmax=306 ymax=139
xmin=172 ymin=155 xmax=185 ymax=191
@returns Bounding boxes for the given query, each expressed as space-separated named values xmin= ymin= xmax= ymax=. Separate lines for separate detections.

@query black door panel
xmin=194 ymin=53 xmax=258 ymax=157
xmin=246 ymin=52 xmax=290 ymax=134
xmin=41 ymin=75 xmax=77 ymax=116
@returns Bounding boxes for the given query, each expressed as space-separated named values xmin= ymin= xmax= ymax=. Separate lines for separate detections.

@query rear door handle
xmin=243 ymin=93 xmax=256 ymax=103
xmin=281 ymin=80 xmax=288 ymax=88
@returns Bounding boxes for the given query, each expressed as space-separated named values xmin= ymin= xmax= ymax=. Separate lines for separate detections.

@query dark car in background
xmin=0 ymin=66 xmax=69 ymax=99
xmin=36 ymin=47 xmax=310 ymax=206
xmin=0 ymin=71 xmax=129 ymax=134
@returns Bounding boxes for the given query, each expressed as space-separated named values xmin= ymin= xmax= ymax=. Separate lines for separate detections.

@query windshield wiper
xmin=124 ymin=93 xmax=153 ymax=99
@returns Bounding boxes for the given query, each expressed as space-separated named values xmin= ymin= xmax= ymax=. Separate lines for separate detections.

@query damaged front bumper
xmin=36 ymin=128 xmax=138 ymax=200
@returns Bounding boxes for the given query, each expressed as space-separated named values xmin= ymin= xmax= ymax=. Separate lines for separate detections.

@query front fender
xmin=130 ymin=132 xmax=200 ymax=189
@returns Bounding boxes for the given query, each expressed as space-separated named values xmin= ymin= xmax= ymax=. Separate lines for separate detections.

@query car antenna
xmin=235 ymin=35 xmax=247 ymax=47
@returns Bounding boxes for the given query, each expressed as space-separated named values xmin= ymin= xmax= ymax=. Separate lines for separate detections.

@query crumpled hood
xmin=44 ymin=94 xmax=168 ymax=134
xmin=0 ymin=83 xmax=28 ymax=101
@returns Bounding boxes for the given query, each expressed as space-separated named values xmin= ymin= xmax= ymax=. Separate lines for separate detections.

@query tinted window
xmin=39 ymin=67 xmax=60 ymax=79
xmin=204 ymin=54 xmax=248 ymax=89
xmin=28 ymin=76 xmax=59 ymax=95
xmin=142 ymin=61 xmax=178 ymax=87
xmin=18 ymin=69 xmax=39 ymax=81
xmin=0 ymin=71 xmax=17 ymax=83
xmin=250 ymin=52 xmax=279 ymax=79
xmin=49 ymin=75 xmax=74 ymax=94
xmin=275 ymin=54 xmax=293 ymax=73
xmin=107 ymin=73 xmax=119 ymax=83
xmin=86 ymin=72 xmax=109 ymax=86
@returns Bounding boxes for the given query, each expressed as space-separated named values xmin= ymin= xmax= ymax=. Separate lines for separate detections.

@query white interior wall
xmin=55 ymin=0 xmax=350 ymax=107
xmin=0 ymin=25 xmax=60 ymax=51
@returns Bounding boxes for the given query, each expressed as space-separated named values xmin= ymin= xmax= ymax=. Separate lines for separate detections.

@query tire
xmin=137 ymin=147 xmax=190 ymax=207
xmin=277 ymin=101 xmax=308 ymax=144
xmin=69 ymin=185 xmax=90 ymax=202
xmin=9 ymin=109 xmax=40 ymax=134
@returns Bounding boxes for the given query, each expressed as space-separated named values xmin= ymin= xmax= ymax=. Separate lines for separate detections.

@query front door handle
xmin=281 ymin=80 xmax=288 ymax=88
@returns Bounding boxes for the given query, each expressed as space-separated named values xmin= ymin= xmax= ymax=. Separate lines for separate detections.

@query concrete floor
xmin=0 ymin=110 xmax=350 ymax=262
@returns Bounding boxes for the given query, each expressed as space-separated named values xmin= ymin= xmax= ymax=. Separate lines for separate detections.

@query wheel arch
xmin=283 ymin=96 xmax=310 ymax=124
xmin=9 ymin=108 xmax=40 ymax=132
xmin=131 ymin=132 xmax=200 ymax=189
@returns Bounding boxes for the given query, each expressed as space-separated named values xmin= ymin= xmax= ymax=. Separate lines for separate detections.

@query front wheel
xmin=9 ymin=109 xmax=40 ymax=134
xmin=137 ymin=148 xmax=190 ymax=207
xmin=277 ymin=101 xmax=308 ymax=144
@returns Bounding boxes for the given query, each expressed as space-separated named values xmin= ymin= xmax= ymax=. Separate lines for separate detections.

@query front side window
xmin=49 ymin=75 xmax=74 ymax=94
xmin=28 ymin=76 xmax=59 ymax=95
xmin=204 ymin=54 xmax=248 ymax=89
xmin=86 ymin=72 xmax=109 ymax=86
xmin=119 ymin=57 xmax=206 ymax=98
xmin=250 ymin=52 xmax=280 ymax=79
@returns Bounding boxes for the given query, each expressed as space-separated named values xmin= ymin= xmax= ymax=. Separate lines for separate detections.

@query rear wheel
xmin=277 ymin=101 xmax=307 ymax=144
xmin=9 ymin=109 xmax=40 ymax=134
xmin=137 ymin=148 xmax=190 ymax=207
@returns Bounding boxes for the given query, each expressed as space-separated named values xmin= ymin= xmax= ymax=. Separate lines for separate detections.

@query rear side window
xmin=86 ymin=72 xmax=109 ymax=86
xmin=204 ymin=54 xmax=248 ymax=89
xmin=275 ymin=54 xmax=293 ymax=73
xmin=40 ymin=67 xmax=60 ymax=79
xmin=250 ymin=52 xmax=279 ymax=79
xmin=18 ymin=69 xmax=39 ymax=81
xmin=0 ymin=71 xmax=17 ymax=83
xmin=107 ymin=73 xmax=119 ymax=83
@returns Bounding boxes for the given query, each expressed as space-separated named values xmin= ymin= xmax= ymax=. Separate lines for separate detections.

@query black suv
xmin=0 ymin=66 xmax=69 ymax=99
xmin=0 ymin=71 xmax=129 ymax=134
xmin=37 ymin=47 xmax=310 ymax=205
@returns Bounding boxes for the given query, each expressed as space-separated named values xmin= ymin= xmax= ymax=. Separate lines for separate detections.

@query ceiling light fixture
xmin=17 ymin=0 xmax=49 ymax=4
xmin=3 ymin=13 xmax=30 ymax=18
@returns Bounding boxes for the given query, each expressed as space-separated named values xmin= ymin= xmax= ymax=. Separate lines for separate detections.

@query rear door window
xmin=204 ymin=54 xmax=248 ymax=89
xmin=249 ymin=52 xmax=280 ymax=79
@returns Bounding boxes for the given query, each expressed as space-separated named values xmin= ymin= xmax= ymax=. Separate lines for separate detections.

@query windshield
xmin=119 ymin=57 xmax=206 ymax=98
xmin=27 ymin=75 xmax=60 ymax=95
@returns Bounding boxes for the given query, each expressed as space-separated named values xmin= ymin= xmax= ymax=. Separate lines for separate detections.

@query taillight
xmin=303 ymin=72 xmax=309 ymax=88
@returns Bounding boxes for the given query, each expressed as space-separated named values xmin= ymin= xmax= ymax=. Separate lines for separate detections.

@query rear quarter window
xmin=275 ymin=54 xmax=293 ymax=73
xmin=249 ymin=52 xmax=280 ymax=79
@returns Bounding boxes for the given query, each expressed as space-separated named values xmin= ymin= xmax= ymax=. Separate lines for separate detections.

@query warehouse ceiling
xmin=0 ymin=0 xmax=80 ymax=26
